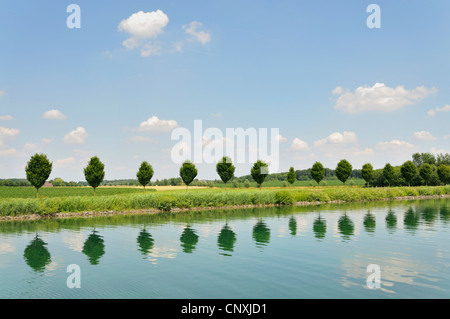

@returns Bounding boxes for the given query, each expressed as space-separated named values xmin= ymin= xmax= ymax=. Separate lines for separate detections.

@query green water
xmin=0 ymin=199 xmax=449 ymax=298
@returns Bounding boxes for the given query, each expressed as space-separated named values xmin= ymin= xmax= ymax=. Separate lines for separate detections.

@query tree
xmin=437 ymin=153 xmax=450 ymax=166
xmin=412 ymin=153 xmax=423 ymax=168
xmin=361 ymin=163 xmax=374 ymax=186
xmin=311 ymin=162 xmax=325 ymax=185
xmin=136 ymin=161 xmax=154 ymax=189
xmin=420 ymin=163 xmax=433 ymax=186
xmin=180 ymin=160 xmax=198 ymax=189
xmin=84 ymin=156 xmax=105 ymax=196
xmin=244 ymin=179 xmax=251 ymax=188
xmin=216 ymin=156 xmax=235 ymax=188
xmin=335 ymin=160 xmax=352 ymax=184
xmin=401 ymin=161 xmax=417 ymax=186
xmin=287 ymin=167 xmax=296 ymax=185
xmin=25 ymin=153 xmax=52 ymax=198
xmin=250 ymin=160 xmax=269 ymax=188
xmin=437 ymin=164 xmax=450 ymax=185
xmin=383 ymin=163 xmax=395 ymax=187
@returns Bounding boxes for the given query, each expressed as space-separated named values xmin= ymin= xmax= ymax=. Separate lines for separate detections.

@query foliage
xmin=311 ymin=162 xmax=325 ymax=185
xmin=136 ymin=161 xmax=154 ymax=188
xmin=180 ymin=160 xmax=198 ymax=187
xmin=383 ymin=163 xmax=395 ymax=186
xmin=287 ymin=167 xmax=296 ymax=185
xmin=361 ymin=163 xmax=374 ymax=186
xmin=335 ymin=160 xmax=352 ymax=184
xmin=84 ymin=157 xmax=105 ymax=195
xmin=25 ymin=153 xmax=52 ymax=197
xmin=401 ymin=161 xmax=418 ymax=186
xmin=216 ymin=156 xmax=235 ymax=186
xmin=251 ymin=160 xmax=269 ymax=187
xmin=420 ymin=163 xmax=433 ymax=186
xmin=437 ymin=164 xmax=450 ymax=185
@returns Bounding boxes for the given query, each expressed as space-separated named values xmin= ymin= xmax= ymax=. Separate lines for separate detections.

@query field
xmin=0 ymin=185 xmax=449 ymax=217
xmin=214 ymin=179 xmax=366 ymax=187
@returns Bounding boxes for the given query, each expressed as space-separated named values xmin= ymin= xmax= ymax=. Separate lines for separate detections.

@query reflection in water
xmin=137 ymin=229 xmax=154 ymax=256
xmin=23 ymin=235 xmax=51 ymax=272
xmin=313 ymin=216 xmax=326 ymax=240
xmin=404 ymin=208 xmax=419 ymax=232
xmin=180 ymin=226 xmax=199 ymax=253
xmin=420 ymin=206 xmax=438 ymax=226
xmin=385 ymin=210 xmax=397 ymax=232
xmin=288 ymin=217 xmax=297 ymax=236
xmin=363 ymin=212 xmax=376 ymax=234
xmin=82 ymin=230 xmax=105 ymax=265
xmin=440 ymin=205 xmax=450 ymax=223
xmin=217 ymin=224 xmax=237 ymax=256
xmin=338 ymin=214 xmax=354 ymax=241
xmin=252 ymin=220 xmax=270 ymax=248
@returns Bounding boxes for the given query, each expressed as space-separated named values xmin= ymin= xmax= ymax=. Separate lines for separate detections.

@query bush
xmin=274 ymin=191 xmax=294 ymax=205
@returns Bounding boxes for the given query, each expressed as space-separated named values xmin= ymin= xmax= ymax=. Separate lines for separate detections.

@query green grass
xmin=0 ymin=186 xmax=156 ymax=199
xmin=214 ymin=179 xmax=366 ymax=188
xmin=0 ymin=185 xmax=449 ymax=217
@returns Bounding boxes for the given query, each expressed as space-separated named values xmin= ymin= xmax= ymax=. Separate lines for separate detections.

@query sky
xmin=1 ymin=0 xmax=450 ymax=182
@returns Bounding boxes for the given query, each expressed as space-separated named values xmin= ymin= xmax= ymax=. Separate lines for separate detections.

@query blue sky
xmin=1 ymin=0 xmax=449 ymax=181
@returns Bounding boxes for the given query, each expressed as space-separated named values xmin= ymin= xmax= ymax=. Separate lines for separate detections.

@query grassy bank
xmin=1 ymin=185 xmax=450 ymax=217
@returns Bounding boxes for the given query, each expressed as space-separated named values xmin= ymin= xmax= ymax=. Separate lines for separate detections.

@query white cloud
xmin=211 ymin=113 xmax=222 ymax=118
xmin=43 ymin=109 xmax=67 ymax=120
xmin=0 ymin=91 xmax=5 ymax=97
xmin=118 ymin=10 xmax=169 ymax=55
xmin=443 ymin=135 xmax=450 ymax=140
xmin=54 ymin=157 xmax=77 ymax=168
xmin=332 ymin=86 xmax=344 ymax=95
xmin=136 ymin=116 xmax=178 ymax=132
xmin=183 ymin=21 xmax=211 ymax=45
xmin=130 ymin=136 xmax=156 ymax=143
xmin=375 ymin=140 xmax=414 ymax=151
xmin=172 ymin=41 xmax=183 ymax=53
xmin=313 ymin=131 xmax=358 ymax=147
xmin=119 ymin=10 xmax=169 ymax=38
xmin=23 ymin=143 xmax=39 ymax=152
xmin=0 ymin=115 xmax=13 ymax=121
xmin=42 ymin=138 xmax=53 ymax=145
xmin=0 ymin=127 xmax=20 ymax=148
xmin=353 ymin=148 xmax=375 ymax=156
xmin=333 ymin=83 xmax=437 ymax=113
xmin=412 ymin=131 xmax=436 ymax=141
xmin=275 ymin=134 xmax=287 ymax=143
xmin=426 ymin=104 xmax=450 ymax=117
xmin=431 ymin=147 xmax=450 ymax=155
xmin=0 ymin=148 xmax=19 ymax=157
xmin=290 ymin=138 xmax=309 ymax=151
xmin=63 ymin=127 xmax=88 ymax=144
xmin=140 ymin=43 xmax=161 ymax=57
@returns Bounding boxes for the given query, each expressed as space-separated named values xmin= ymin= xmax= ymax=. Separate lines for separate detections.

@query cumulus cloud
xmin=0 ymin=90 xmax=5 ymax=97
xmin=136 ymin=116 xmax=178 ymax=132
xmin=63 ymin=127 xmax=88 ymax=144
xmin=313 ymin=131 xmax=358 ymax=147
xmin=42 ymin=138 xmax=53 ymax=145
xmin=0 ymin=148 xmax=19 ymax=157
xmin=0 ymin=115 xmax=13 ymax=121
xmin=353 ymin=148 xmax=375 ymax=156
xmin=443 ymin=135 xmax=450 ymax=140
xmin=118 ymin=10 xmax=169 ymax=57
xmin=426 ymin=104 xmax=450 ymax=118
xmin=183 ymin=21 xmax=211 ymax=45
xmin=54 ymin=157 xmax=77 ymax=168
xmin=0 ymin=127 xmax=20 ymax=148
xmin=412 ymin=131 xmax=436 ymax=141
xmin=333 ymin=83 xmax=437 ymax=113
xmin=275 ymin=134 xmax=287 ymax=143
xmin=290 ymin=138 xmax=309 ymax=151
xmin=43 ymin=109 xmax=67 ymax=120
xmin=375 ymin=140 xmax=414 ymax=152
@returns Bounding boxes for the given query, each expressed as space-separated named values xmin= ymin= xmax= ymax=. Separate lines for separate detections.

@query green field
xmin=0 ymin=186 xmax=156 ymax=199
xmin=214 ymin=179 xmax=366 ymax=188
xmin=0 ymin=185 xmax=449 ymax=217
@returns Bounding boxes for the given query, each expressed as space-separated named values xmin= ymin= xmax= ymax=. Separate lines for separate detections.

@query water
xmin=0 ymin=199 xmax=449 ymax=299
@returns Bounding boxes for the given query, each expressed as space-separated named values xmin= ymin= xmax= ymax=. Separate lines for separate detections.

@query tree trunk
xmin=36 ymin=188 xmax=39 ymax=199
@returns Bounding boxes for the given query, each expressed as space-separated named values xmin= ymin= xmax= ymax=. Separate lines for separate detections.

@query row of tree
xmin=21 ymin=152 xmax=450 ymax=197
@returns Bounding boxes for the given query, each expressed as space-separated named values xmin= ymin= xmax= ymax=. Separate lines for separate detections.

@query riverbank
xmin=1 ymin=186 xmax=449 ymax=221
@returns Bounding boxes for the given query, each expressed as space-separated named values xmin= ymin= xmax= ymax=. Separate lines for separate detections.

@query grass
xmin=0 ymin=185 xmax=449 ymax=217
xmin=214 ymin=179 xmax=366 ymax=188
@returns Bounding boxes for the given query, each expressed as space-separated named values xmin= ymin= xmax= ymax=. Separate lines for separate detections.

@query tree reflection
xmin=180 ymin=226 xmax=199 ymax=253
xmin=313 ymin=215 xmax=326 ymax=240
xmin=385 ymin=210 xmax=397 ymax=232
xmin=252 ymin=220 xmax=270 ymax=248
xmin=420 ymin=206 xmax=438 ymax=226
xmin=363 ymin=212 xmax=376 ymax=234
xmin=338 ymin=214 xmax=354 ymax=241
xmin=82 ymin=230 xmax=105 ymax=265
xmin=23 ymin=235 xmax=51 ymax=272
xmin=440 ymin=205 xmax=450 ymax=223
xmin=137 ymin=229 xmax=154 ymax=256
xmin=288 ymin=217 xmax=297 ymax=236
xmin=217 ymin=224 xmax=237 ymax=256
xmin=404 ymin=208 xmax=419 ymax=232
